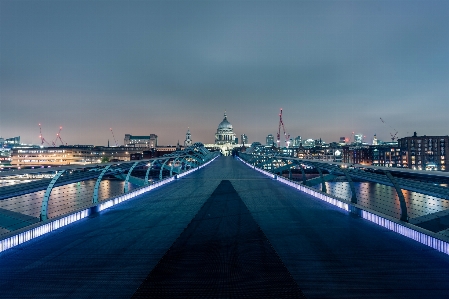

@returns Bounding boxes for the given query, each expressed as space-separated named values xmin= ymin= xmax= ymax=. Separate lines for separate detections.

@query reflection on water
xmin=4 ymin=175 xmax=447 ymax=229
xmin=0 ymin=179 xmax=35 ymax=187
xmin=0 ymin=179 xmax=139 ymax=222
xmin=314 ymin=182 xmax=449 ymax=219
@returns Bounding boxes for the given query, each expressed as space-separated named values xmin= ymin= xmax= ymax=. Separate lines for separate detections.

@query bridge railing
xmin=0 ymin=143 xmax=215 ymax=221
xmin=0 ymin=144 xmax=219 ymax=252
xmin=239 ymin=152 xmax=449 ymax=223
xmin=238 ymin=152 xmax=449 ymax=255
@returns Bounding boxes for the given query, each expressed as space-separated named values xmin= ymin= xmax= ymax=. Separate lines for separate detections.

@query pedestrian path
xmin=0 ymin=156 xmax=448 ymax=298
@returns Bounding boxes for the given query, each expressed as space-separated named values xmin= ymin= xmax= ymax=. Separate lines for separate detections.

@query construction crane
xmin=276 ymin=108 xmax=290 ymax=148
xmin=53 ymin=126 xmax=65 ymax=146
xmin=380 ymin=117 xmax=399 ymax=142
xmin=110 ymin=128 xmax=118 ymax=146
xmin=38 ymin=124 xmax=51 ymax=146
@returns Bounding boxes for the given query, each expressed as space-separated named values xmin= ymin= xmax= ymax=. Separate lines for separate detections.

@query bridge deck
xmin=1 ymin=156 xmax=449 ymax=298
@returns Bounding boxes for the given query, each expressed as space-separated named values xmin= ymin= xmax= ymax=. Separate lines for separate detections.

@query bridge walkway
xmin=0 ymin=156 xmax=448 ymax=298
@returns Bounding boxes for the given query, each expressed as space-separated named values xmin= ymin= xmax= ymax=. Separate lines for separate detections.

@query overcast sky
xmin=1 ymin=0 xmax=448 ymax=146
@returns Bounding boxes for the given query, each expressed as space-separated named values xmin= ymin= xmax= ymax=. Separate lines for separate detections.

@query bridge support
xmin=145 ymin=161 xmax=155 ymax=185
xmin=159 ymin=158 xmax=170 ymax=180
xmin=384 ymin=171 xmax=408 ymax=222
xmin=342 ymin=169 xmax=358 ymax=204
xmin=92 ymin=165 xmax=111 ymax=204
xmin=316 ymin=167 xmax=327 ymax=193
xmin=299 ymin=164 xmax=307 ymax=185
xmin=170 ymin=157 xmax=183 ymax=177
xmin=124 ymin=161 xmax=140 ymax=193
xmin=40 ymin=170 xmax=66 ymax=222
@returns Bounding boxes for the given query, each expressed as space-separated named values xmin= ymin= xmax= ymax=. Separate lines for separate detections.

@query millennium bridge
xmin=0 ymin=144 xmax=449 ymax=298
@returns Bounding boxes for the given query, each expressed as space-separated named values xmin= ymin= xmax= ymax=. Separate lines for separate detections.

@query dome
xmin=218 ymin=112 xmax=232 ymax=130
xmin=215 ymin=111 xmax=236 ymax=146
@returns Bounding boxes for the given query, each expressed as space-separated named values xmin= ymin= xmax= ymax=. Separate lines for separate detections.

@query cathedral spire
xmin=224 ymin=110 xmax=227 ymax=120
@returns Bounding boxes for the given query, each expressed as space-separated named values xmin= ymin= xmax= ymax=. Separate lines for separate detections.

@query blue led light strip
xmin=0 ymin=210 xmax=89 ymax=253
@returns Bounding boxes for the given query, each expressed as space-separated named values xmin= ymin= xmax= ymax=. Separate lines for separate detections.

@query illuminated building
xmin=124 ymin=134 xmax=158 ymax=148
xmin=398 ymin=132 xmax=448 ymax=171
xmin=293 ymin=136 xmax=302 ymax=147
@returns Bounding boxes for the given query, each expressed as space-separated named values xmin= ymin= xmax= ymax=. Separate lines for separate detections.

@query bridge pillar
xmin=384 ymin=171 xmax=408 ymax=222
xmin=124 ymin=161 xmax=140 ymax=193
xmin=316 ymin=167 xmax=327 ymax=193
xmin=145 ymin=160 xmax=155 ymax=185
xmin=92 ymin=165 xmax=111 ymax=204
xmin=159 ymin=158 xmax=170 ymax=180
xmin=299 ymin=164 xmax=307 ymax=185
xmin=40 ymin=170 xmax=66 ymax=222
xmin=170 ymin=157 xmax=182 ymax=176
xmin=179 ymin=157 xmax=187 ymax=171
xmin=342 ymin=169 xmax=358 ymax=204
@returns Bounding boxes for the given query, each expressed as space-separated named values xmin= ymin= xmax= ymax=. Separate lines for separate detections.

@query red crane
xmin=53 ymin=126 xmax=65 ymax=146
xmin=38 ymin=123 xmax=51 ymax=146
xmin=276 ymin=108 xmax=290 ymax=148
xmin=110 ymin=128 xmax=118 ymax=146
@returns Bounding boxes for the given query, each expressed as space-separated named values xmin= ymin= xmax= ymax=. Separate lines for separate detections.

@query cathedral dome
xmin=215 ymin=111 xmax=236 ymax=146
xmin=218 ymin=112 xmax=232 ymax=130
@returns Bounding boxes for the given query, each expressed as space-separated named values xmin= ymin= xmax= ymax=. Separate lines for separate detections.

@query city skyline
xmin=1 ymin=1 xmax=448 ymax=146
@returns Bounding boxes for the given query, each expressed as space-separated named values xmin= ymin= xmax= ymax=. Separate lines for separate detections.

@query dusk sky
xmin=1 ymin=0 xmax=448 ymax=146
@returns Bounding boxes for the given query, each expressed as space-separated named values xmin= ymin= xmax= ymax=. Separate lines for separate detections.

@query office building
xmin=293 ymin=136 xmax=302 ymax=147
xmin=241 ymin=134 xmax=248 ymax=145
xmin=266 ymin=134 xmax=274 ymax=146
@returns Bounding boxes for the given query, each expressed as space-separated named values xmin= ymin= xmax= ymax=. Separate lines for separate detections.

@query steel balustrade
xmin=239 ymin=152 xmax=449 ymax=223
xmin=0 ymin=145 xmax=219 ymax=254
xmin=384 ymin=170 xmax=408 ymax=221
xmin=0 ymin=143 xmax=217 ymax=225
xmin=237 ymin=153 xmax=449 ymax=255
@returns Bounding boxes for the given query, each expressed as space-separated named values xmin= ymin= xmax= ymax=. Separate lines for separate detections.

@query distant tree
xmin=101 ymin=156 xmax=110 ymax=163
